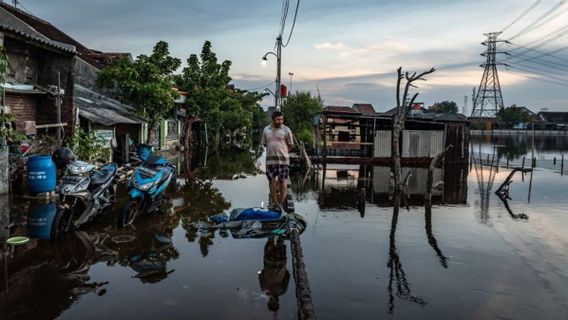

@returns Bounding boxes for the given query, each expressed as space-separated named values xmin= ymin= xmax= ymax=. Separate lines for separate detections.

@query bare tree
xmin=392 ymin=67 xmax=436 ymax=194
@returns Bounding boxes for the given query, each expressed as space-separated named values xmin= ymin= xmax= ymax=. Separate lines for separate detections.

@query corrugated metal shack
xmin=313 ymin=108 xmax=470 ymax=166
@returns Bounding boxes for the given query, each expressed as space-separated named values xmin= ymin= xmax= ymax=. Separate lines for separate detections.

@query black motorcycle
xmin=51 ymin=160 xmax=118 ymax=239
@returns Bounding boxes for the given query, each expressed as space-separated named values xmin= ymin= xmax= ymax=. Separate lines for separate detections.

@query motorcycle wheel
xmin=51 ymin=208 xmax=70 ymax=240
xmin=118 ymin=198 xmax=141 ymax=228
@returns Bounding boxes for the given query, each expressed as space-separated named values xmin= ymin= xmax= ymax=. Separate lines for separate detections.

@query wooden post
xmin=562 ymin=154 xmax=564 ymax=176
xmin=521 ymin=156 xmax=526 ymax=181
xmin=506 ymin=157 xmax=509 ymax=169
xmin=122 ymin=134 xmax=130 ymax=164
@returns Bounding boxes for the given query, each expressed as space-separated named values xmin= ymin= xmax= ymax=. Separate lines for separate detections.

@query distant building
xmin=537 ymin=111 xmax=568 ymax=130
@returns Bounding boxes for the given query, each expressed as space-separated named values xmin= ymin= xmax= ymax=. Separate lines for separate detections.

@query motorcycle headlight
xmin=138 ymin=180 xmax=157 ymax=191
xmin=71 ymin=177 xmax=90 ymax=193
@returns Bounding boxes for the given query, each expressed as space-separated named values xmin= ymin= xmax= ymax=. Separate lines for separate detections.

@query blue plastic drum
xmin=27 ymin=155 xmax=56 ymax=194
xmin=27 ymin=202 xmax=57 ymax=239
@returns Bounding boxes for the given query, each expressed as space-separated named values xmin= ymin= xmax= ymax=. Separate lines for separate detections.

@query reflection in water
xmin=0 ymin=231 xmax=115 ymax=320
xmin=472 ymin=144 xmax=499 ymax=224
xmin=315 ymin=163 xmax=468 ymax=211
xmin=258 ymin=237 xmax=290 ymax=315
xmin=425 ymin=206 xmax=449 ymax=269
xmin=111 ymin=214 xmax=180 ymax=283
xmin=387 ymin=198 xmax=427 ymax=314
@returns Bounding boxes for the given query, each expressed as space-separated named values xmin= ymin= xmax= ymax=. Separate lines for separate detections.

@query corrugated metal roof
xmin=74 ymin=84 xmax=144 ymax=126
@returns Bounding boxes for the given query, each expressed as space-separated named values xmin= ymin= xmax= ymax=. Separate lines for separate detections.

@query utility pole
xmin=471 ymin=32 xmax=508 ymax=118
xmin=275 ymin=36 xmax=282 ymax=111
xmin=56 ymin=71 xmax=62 ymax=146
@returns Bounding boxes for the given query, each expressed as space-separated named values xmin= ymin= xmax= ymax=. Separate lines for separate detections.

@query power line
xmin=507 ymin=41 xmax=568 ymax=65
xmin=504 ymin=65 xmax=568 ymax=87
xmin=282 ymin=0 xmax=300 ymax=47
xmin=503 ymin=62 xmax=568 ymax=85
xmin=241 ymin=81 xmax=276 ymax=92
xmin=506 ymin=48 xmax=568 ymax=71
xmin=508 ymin=0 xmax=568 ymax=41
xmin=501 ymin=0 xmax=541 ymax=34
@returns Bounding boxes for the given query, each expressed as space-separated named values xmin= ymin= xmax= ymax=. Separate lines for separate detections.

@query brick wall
xmin=4 ymin=93 xmax=38 ymax=131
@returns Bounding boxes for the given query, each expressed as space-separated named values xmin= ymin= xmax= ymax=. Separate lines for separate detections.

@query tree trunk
xmin=425 ymin=145 xmax=453 ymax=208
xmin=392 ymin=122 xmax=402 ymax=193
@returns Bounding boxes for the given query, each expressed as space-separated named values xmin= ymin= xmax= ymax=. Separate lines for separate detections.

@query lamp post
xmin=262 ymin=36 xmax=282 ymax=111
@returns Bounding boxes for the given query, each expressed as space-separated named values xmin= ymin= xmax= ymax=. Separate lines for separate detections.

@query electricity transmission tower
xmin=471 ymin=32 xmax=508 ymax=117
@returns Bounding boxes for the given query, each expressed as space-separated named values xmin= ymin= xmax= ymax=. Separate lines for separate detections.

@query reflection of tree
xmin=175 ymin=180 xmax=230 ymax=256
xmin=425 ymin=207 xmax=449 ymax=268
xmin=198 ymin=149 xmax=261 ymax=180
xmin=177 ymin=180 xmax=231 ymax=221
xmin=387 ymin=193 xmax=427 ymax=314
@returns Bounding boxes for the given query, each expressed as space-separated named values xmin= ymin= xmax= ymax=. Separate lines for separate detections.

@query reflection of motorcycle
xmin=110 ymin=214 xmax=179 ymax=283
xmin=0 ymin=230 xmax=115 ymax=319
xmin=52 ymin=160 xmax=118 ymax=239
xmin=118 ymin=146 xmax=175 ymax=228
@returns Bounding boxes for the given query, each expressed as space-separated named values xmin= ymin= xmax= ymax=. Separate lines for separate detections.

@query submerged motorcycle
xmin=118 ymin=146 xmax=174 ymax=228
xmin=52 ymin=159 xmax=118 ymax=239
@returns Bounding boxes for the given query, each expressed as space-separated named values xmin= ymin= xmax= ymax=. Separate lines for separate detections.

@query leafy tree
xmin=431 ymin=100 xmax=458 ymax=114
xmin=497 ymin=105 xmax=531 ymax=128
xmin=68 ymin=128 xmax=111 ymax=164
xmin=175 ymin=41 xmax=265 ymax=144
xmin=96 ymin=41 xmax=181 ymax=143
xmin=281 ymin=91 xmax=323 ymax=146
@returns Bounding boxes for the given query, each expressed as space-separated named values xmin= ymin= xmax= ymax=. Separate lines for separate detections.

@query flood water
xmin=1 ymin=137 xmax=568 ymax=320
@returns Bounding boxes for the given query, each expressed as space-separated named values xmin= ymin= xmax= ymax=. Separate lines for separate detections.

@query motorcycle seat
xmin=90 ymin=163 xmax=117 ymax=185
xmin=145 ymin=155 xmax=167 ymax=166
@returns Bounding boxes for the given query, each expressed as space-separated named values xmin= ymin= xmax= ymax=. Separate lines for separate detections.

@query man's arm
xmin=286 ymin=129 xmax=294 ymax=151
xmin=260 ymin=129 xmax=267 ymax=147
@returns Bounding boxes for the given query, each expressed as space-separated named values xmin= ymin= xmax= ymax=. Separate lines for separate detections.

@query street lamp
xmin=262 ymin=36 xmax=282 ymax=110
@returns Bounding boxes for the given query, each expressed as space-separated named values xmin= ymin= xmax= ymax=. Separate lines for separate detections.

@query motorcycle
xmin=118 ymin=149 xmax=175 ymax=228
xmin=51 ymin=160 xmax=118 ymax=239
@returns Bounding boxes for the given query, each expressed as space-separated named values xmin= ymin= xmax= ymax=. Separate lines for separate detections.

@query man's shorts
xmin=266 ymin=165 xmax=289 ymax=181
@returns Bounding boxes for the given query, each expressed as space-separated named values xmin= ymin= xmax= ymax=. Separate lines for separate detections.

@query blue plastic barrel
xmin=137 ymin=144 xmax=153 ymax=161
xmin=27 ymin=155 xmax=56 ymax=194
xmin=27 ymin=202 xmax=57 ymax=239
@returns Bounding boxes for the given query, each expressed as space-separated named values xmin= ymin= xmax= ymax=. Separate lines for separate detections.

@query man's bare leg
xmin=278 ymin=179 xmax=287 ymax=208
xmin=269 ymin=179 xmax=279 ymax=207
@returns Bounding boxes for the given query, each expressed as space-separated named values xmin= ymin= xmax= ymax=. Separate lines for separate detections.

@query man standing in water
xmin=261 ymin=111 xmax=294 ymax=210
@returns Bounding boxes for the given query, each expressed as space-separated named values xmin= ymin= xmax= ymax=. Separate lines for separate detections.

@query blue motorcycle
xmin=118 ymin=146 xmax=175 ymax=228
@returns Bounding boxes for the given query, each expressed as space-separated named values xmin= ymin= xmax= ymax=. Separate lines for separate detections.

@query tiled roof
xmin=352 ymin=103 xmax=376 ymax=114
xmin=0 ymin=2 xmax=89 ymax=52
xmin=1 ymin=3 xmax=129 ymax=69
xmin=0 ymin=24 xmax=75 ymax=54
xmin=324 ymin=106 xmax=360 ymax=114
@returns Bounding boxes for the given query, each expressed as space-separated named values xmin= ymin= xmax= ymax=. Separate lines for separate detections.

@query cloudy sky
xmin=15 ymin=0 xmax=568 ymax=112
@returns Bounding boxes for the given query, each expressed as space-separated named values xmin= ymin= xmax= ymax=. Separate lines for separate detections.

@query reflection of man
xmin=258 ymin=236 xmax=290 ymax=312
xmin=261 ymin=111 xmax=294 ymax=210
